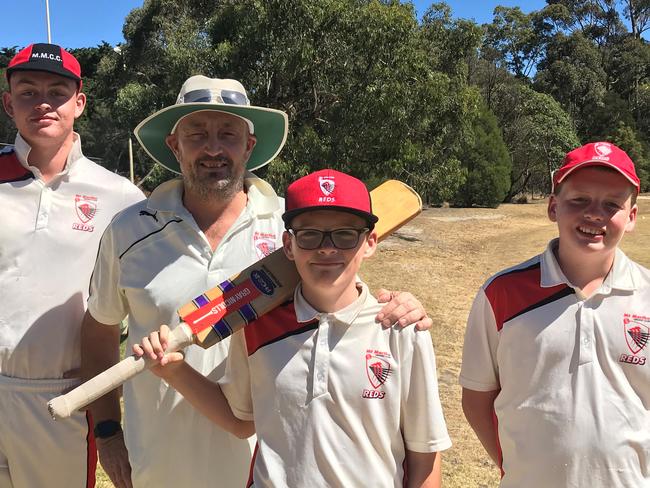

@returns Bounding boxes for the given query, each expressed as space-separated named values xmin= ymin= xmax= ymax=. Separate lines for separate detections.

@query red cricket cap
xmin=6 ymin=43 xmax=82 ymax=87
xmin=282 ymin=169 xmax=379 ymax=228
xmin=553 ymin=142 xmax=640 ymax=194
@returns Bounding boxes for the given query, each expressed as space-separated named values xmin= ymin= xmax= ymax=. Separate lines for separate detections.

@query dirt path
xmin=363 ymin=198 xmax=650 ymax=487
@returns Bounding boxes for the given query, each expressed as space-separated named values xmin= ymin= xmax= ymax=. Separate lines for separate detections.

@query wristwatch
xmin=93 ymin=420 xmax=122 ymax=439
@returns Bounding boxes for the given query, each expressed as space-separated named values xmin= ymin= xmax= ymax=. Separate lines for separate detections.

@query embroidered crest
xmin=72 ymin=194 xmax=97 ymax=232
xmin=619 ymin=314 xmax=649 ymax=366
xmin=366 ymin=353 xmax=391 ymax=389
xmin=75 ymin=195 xmax=97 ymax=223
xmin=593 ymin=142 xmax=613 ymax=159
xmin=624 ymin=317 xmax=649 ymax=355
xmin=319 ymin=175 xmax=335 ymax=196
xmin=253 ymin=232 xmax=277 ymax=259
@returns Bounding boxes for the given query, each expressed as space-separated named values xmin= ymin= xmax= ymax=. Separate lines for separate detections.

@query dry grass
xmin=96 ymin=197 xmax=650 ymax=487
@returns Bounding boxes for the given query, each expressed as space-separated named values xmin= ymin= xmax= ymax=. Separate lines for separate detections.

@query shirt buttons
xmin=317 ymin=373 xmax=325 ymax=381
xmin=582 ymin=338 xmax=590 ymax=346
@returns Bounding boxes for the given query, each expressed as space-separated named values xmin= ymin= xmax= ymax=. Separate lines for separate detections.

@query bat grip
xmin=47 ymin=323 xmax=194 ymax=420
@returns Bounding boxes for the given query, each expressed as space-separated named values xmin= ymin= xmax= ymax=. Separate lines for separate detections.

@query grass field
xmin=96 ymin=197 xmax=650 ymax=487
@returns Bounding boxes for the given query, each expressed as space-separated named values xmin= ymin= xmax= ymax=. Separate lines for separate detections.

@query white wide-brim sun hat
xmin=134 ymin=75 xmax=288 ymax=173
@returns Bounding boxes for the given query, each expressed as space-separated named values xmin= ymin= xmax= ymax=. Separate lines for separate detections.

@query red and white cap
xmin=553 ymin=142 xmax=640 ymax=193
xmin=282 ymin=169 xmax=379 ymax=228
xmin=6 ymin=43 xmax=82 ymax=86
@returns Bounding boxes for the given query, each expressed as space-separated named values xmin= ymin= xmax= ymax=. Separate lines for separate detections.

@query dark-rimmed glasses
xmin=288 ymin=228 xmax=369 ymax=250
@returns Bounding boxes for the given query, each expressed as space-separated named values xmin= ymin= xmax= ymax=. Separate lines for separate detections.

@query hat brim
xmin=282 ymin=206 xmax=379 ymax=228
xmin=134 ymin=103 xmax=288 ymax=173
xmin=6 ymin=65 xmax=81 ymax=83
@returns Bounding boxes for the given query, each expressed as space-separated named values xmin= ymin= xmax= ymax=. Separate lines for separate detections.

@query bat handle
xmin=47 ymin=323 xmax=194 ymax=420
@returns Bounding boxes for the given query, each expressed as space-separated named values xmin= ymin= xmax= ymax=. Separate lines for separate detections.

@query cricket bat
xmin=48 ymin=180 xmax=422 ymax=419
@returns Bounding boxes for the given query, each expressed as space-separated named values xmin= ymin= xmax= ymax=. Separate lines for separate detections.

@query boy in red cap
xmin=135 ymin=169 xmax=451 ymax=487
xmin=1 ymin=43 xmax=143 ymax=487
xmin=460 ymin=142 xmax=648 ymax=487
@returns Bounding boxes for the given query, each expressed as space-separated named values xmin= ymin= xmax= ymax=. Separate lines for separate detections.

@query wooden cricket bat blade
xmin=47 ymin=179 xmax=421 ymax=419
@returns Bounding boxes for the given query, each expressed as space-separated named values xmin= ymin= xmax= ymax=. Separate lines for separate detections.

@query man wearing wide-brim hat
xmin=80 ymin=75 xmax=431 ymax=488
xmin=80 ymin=74 xmax=288 ymax=488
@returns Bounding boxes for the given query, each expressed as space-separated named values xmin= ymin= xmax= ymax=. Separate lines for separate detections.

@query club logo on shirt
xmin=619 ymin=314 xmax=648 ymax=366
xmin=72 ymin=194 xmax=97 ymax=232
xmin=362 ymin=350 xmax=392 ymax=399
xmin=253 ymin=232 xmax=277 ymax=259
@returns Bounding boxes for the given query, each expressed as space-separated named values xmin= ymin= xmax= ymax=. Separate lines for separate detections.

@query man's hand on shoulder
xmin=375 ymin=289 xmax=432 ymax=330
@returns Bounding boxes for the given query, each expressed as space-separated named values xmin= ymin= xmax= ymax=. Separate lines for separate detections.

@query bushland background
xmin=1 ymin=0 xmax=649 ymax=204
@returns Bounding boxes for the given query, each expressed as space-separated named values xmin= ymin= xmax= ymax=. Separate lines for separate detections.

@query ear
xmin=625 ymin=203 xmax=638 ymax=233
xmin=362 ymin=230 xmax=378 ymax=258
xmin=547 ymin=194 xmax=558 ymax=222
xmin=74 ymin=92 xmax=86 ymax=119
xmin=2 ymin=92 xmax=14 ymax=118
xmin=244 ymin=134 xmax=257 ymax=159
xmin=165 ymin=134 xmax=180 ymax=160
xmin=282 ymin=230 xmax=295 ymax=261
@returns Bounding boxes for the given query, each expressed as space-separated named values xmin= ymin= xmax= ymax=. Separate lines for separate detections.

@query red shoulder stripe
xmin=244 ymin=301 xmax=318 ymax=356
xmin=0 ymin=151 xmax=33 ymax=182
xmin=484 ymin=263 xmax=573 ymax=331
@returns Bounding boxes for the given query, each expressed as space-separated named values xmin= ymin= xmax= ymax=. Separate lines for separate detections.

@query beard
xmin=182 ymin=156 xmax=246 ymax=202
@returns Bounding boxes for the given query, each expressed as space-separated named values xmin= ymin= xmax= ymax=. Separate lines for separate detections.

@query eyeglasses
xmin=181 ymin=88 xmax=249 ymax=106
xmin=288 ymin=228 xmax=369 ymax=250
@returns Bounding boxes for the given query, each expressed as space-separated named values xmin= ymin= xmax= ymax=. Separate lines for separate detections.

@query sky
xmin=0 ymin=0 xmax=548 ymax=49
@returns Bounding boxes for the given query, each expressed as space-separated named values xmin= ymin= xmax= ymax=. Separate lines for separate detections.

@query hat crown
xmin=553 ymin=141 xmax=640 ymax=192
xmin=282 ymin=169 xmax=379 ymax=226
xmin=7 ymin=43 xmax=81 ymax=83
xmin=176 ymin=75 xmax=250 ymax=106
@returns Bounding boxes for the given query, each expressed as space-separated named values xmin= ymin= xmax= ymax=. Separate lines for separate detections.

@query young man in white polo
xmin=0 ymin=43 xmax=143 ymax=487
xmin=460 ymin=142 xmax=649 ymax=487
xmin=135 ymin=169 xmax=452 ymax=487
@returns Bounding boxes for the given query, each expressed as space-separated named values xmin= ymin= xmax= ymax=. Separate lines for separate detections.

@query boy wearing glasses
xmin=135 ymin=169 xmax=451 ymax=487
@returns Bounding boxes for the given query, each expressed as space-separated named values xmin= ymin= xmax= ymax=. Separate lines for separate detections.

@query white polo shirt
xmin=221 ymin=282 xmax=451 ymax=487
xmin=0 ymin=133 xmax=144 ymax=379
xmin=460 ymin=239 xmax=650 ymax=487
xmin=87 ymin=174 xmax=284 ymax=488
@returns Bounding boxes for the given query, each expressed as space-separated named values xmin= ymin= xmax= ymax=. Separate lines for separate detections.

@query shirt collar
xmin=146 ymin=171 xmax=281 ymax=217
xmin=540 ymin=238 xmax=637 ymax=292
xmin=14 ymin=132 xmax=84 ymax=178
xmin=293 ymin=281 xmax=371 ymax=326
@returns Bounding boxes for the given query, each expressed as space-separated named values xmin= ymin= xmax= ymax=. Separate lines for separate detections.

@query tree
xmin=0 ymin=47 xmax=18 ymax=146
xmin=534 ymin=31 xmax=607 ymax=138
xmin=491 ymin=82 xmax=580 ymax=197
xmin=605 ymin=36 xmax=650 ymax=125
xmin=452 ymin=103 xmax=511 ymax=207
xmin=97 ymin=0 xmax=482 ymax=203
xmin=483 ymin=6 xmax=547 ymax=79
xmin=608 ymin=121 xmax=650 ymax=191
xmin=543 ymin=0 xmax=625 ymax=46
xmin=622 ymin=0 xmax=650 ymax=39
